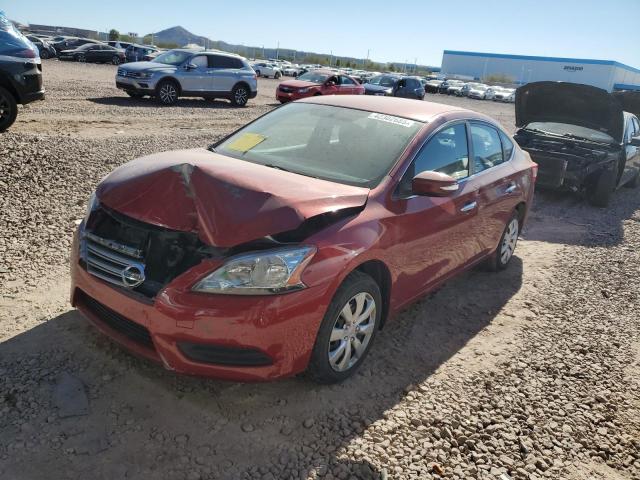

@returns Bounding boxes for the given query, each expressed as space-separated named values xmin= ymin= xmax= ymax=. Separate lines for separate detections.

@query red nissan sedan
xmin=276 ymin=69 xmax=364 ymax=103
xmin=71 ymin=96 xmax=536 ymax=383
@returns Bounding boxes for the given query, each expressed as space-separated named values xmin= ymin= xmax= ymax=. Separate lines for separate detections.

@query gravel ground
xmin=0 ymin=60 xmax=638 ymax=480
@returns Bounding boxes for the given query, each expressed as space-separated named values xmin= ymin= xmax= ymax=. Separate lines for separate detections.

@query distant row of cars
xmin=424 ymin=78 xmax=516 ymax=102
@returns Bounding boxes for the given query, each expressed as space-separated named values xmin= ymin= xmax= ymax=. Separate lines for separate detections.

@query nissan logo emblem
xmin=121 ymin=264 xmax=145 ymax=288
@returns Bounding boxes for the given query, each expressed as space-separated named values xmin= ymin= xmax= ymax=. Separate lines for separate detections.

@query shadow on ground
xmin=87 ymin=96 xmax=241 ymax=109
xmin=0 ymin=257 xmax=524 ymax=479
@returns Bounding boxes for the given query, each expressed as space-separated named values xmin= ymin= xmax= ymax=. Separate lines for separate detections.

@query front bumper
xmin=70 ymin=226 xmax=334 ymax=381
xmin=115 ymin=75 xmax=158 ymax=94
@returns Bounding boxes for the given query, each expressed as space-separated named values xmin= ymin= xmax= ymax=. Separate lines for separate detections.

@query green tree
xmin=142 ymin=34 xmax=152 ymax=45
xmin=108 ymin=29 xmax=119 ymax=41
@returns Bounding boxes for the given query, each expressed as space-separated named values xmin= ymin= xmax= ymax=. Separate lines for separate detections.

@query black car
xmin=26 ymin=35 xmax=56 ymax=59
xmin=364 ymin=75 xmax=425 ymax=100
xmin=58 ymin=43 xmax=125 ymax=64
xmin=0 ymin=16 xmax=45 ymax=131
xmin=513 ymin=81 xmax=640 ymax=207
xmin=52 ymin=37 xmax=101 ymax=54
xmin=125 ymin=44 xmax=159 ymax=63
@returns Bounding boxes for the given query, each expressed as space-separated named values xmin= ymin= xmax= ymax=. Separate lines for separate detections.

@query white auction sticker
xmin=368 ymin=113 xmax=415 ymax=128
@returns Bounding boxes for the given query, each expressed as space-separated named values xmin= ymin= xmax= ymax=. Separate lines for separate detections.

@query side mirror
xmin=630 ymin=136 xmax=640 ymax=147
xmin=412 ymin=171 xmax=459 ymax=197
xmin=184 ymin=63 xmax=197 ymax=70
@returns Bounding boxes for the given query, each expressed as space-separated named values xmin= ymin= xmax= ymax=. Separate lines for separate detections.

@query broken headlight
xmin=193 ymin=246 xmax=316 ymax=295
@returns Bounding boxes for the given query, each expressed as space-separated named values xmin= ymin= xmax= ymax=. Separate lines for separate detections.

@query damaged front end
xmin=513 ymin=130 xmax=620 ymax=190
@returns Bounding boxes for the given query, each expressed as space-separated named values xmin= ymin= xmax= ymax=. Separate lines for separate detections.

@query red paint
xmin=71 ymin=96 xmax=536 ymax=381
xmin=276 ymin=70 xmax=364 ymax=103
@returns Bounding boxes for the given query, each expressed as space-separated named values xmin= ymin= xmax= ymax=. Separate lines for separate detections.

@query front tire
xmin=76 ymin=54 xmax=85 ymax=63
xmin=254 ymin=70 xmax=261 ymax=77
xmin=274 ymin=71 xmax=281 ymax=79
xmin=156 ymin=80 xmax=179 ymax=105
xmin=586 ymin=168 xmax=616 ymax=207
xmin=307 ymin=271 xmax=381 ymax=384
xmin=231 ymin=84 xmax=249 ymax=107
xmin=0 ymin=86 xmax=18 ymax=132
xmin=485 ymin=211 xmax=520 ymax=271
xmin=112 ymin=55 xmax=121 ymax=65
xmin=40 ymin=50 xmax=50 ymax=59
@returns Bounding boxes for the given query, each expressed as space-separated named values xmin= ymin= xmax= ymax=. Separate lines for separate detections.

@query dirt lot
xmin=0 ymin=60 xmax=639 ymax=480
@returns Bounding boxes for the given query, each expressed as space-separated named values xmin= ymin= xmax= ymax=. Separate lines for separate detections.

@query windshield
xmin=152 ymin=50 xmax=192 ymax=65
xmin=215 ymin=103 xmax=423 ymax=188
xmin=525 ymin=122 xmax=615 ymax=144
xmin=368 ymin=75 xmax=397 ymax=87
xmin=296 ymin=71 xmax=329 ymax=84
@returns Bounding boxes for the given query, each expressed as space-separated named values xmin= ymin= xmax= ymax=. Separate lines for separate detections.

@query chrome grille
xmin=116 ymin=69 xmax=139 ymax=78
xmin=82 ymin=232 xmax=146 ymax=289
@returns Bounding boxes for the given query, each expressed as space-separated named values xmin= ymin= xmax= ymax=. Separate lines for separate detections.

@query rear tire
xmin=485 ymin=211 xmax=520 ymax=271
xmin=586 ymin=168 xmax=616 ymax=207
xmin=307 ymin=271 xmax=381 ymax=384
xmin=0 ymin=86 xmax=18 ymax=132
xmin=156 ymin=79 xmax=179 ymax=105
xmin=76 ymin=54 xmax=85 ymax=62
xmin=230 ymin=84 xmax=249 ymax=107
xmin=40 ymin=50 xmax=50 ymax=59
xmin=255 ymin=70 xmax=261 ymax=77
xmin=274 ymin=72 xmax=281 ymax=79
xmin=112 ymin=55 xmax=121 ymax=65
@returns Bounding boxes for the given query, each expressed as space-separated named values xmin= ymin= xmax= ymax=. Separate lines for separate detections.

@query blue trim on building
xmin=443 ymin=50 xmax=640 ymax=75
xmin=613 ymin=83 xmax=640 ymax=91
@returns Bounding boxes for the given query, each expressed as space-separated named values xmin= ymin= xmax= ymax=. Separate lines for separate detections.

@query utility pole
xmin=330 ymin=50 xmax=333 ymax=66
xmin=414 ymin=57 xmax=417 ymax=73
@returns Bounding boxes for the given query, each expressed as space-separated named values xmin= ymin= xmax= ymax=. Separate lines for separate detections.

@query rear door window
xmin=209 ymin=55 xmax=242 ymax=69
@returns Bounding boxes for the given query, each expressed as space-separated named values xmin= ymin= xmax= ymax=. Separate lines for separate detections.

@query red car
xmin=71 ymin=96 xmax=537 ymax=383
xmin=276 ymin=69 xmax=364 ymax=103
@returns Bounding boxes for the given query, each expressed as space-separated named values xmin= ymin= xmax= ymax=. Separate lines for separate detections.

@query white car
xmin=468 ymin=85 xmax=489 ymax=100
xmin=484 ymin=86 xmax=503 ymax=100
xmin=494 ymin=88 xmax=516 ymax=102
xmin=252 ymin=62 xmax=282 ymax=79
xmin=283 ymin=64 xmax=302 ymax=76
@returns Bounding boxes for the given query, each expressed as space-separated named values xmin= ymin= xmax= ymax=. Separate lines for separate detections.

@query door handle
xmin=504 ymin=182 xmax=517 ymax=194
xmin=460 ymin=201 xmax=477 ymax=213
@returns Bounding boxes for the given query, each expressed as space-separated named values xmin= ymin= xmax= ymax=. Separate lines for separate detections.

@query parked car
xmin=484 ymin=86 xmax=502 ymax=100
xmin=424 ymin=78 xmax=443 ymax=93
xmin=59 ymin=43 xmax=125 ymax=64
xmin=282 ymin=64 xmax=302 ymax=76
xmin=0 ymin=13 xmax=44 ymax=131
xmin=252 ymin=62 xmax=282 ymax=79
xmin=71 ymin=95 xmax=536 ymax=383
xmin=468 ymin=84 xmax=489 ymax=100
xmin=26 ymin=35 xmax=56 ymax=59
xmin=493 ymin=88 xmax=515 ymax=103
xmin=107 ymin=40 xmax=132 ymax=50
xmin=513 ymin=81 xmax=640 ymax=206
xmin=276 ymin=69 xmax=364 ymax=103
xmin=438 ymin=79 xmax=463 ymax=94
xmin=52 ymin=37 xmax=101 ymax=54
xmin=115 ymin=49 xmax=258 ymax=106
xmin=447 ymin=82 xmax=466 ymax=96
xmin=125 ymin=44 xmax=159 ymax=63
xmin=363 ymin=75 xmax=424 ymax=100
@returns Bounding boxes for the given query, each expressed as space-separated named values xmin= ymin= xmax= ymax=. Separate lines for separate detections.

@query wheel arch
xmin=0 ymin=74 xmax=20 ymax=104
xmin=353 ymin=260 xmax=392 ymax=329
xmin=232 ymin=81 xmax=251 ymax=93
xmin=156 ymin=76 xmax=182 ymax=95
xmin=514 ymin=201 xmax=527 ymax=226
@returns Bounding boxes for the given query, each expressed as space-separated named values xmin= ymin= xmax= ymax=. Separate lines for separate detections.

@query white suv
xmin=116 ymin=49 xmax=258 ymax=106
xmin=252 ymin=62 xmax=282 ymax=79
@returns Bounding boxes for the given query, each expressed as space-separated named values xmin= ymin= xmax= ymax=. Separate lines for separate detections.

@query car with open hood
xmin=276 ymin=69 xmax=364 ymax=103
xmin=513 ymin=82 xmax=640 ymax=206
xmin=71 ymin=95 xmax=537 ymax=383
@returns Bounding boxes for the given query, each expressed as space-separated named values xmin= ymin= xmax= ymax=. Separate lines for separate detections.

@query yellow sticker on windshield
xmin=227 ymin=133 xmax=267 ymax=152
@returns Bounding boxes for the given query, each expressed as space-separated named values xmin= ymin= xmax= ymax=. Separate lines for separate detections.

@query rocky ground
xmin=0 ymin=60 xmax=638 ymax=480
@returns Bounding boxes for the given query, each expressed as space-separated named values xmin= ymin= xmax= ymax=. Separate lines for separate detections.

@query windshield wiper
xmin=263 ymin=164 xmax=320 ymax=179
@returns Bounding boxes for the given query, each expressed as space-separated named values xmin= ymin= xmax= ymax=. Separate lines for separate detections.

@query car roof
xmin=170 ymin=48 xmax=242 ymax=58
xmin=298 ymin=95 xmax=470 ymax=123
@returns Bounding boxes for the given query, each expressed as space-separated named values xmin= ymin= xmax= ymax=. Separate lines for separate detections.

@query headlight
xmin=298 ymin=87 xmax=310 ymax=93
xmin=138 ymin=71 xmax=154 ymax=79
xmin=84 ymin=191 xmax=98 ymax=224
xmin=193 ymin=246 xmax=316 ymax=295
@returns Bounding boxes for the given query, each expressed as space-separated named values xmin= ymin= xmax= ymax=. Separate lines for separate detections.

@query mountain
xmin=148 ymin=26 xmax=440 ymax=72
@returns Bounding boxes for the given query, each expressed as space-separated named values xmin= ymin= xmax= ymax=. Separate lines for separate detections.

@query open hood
xmin=515 ymin=82 xmax=624 ymax=142
xmin=279 ymin=79 xmax=319 ymax=89
xmin=612 ymin=91 xmax=640 ymax=118
xmin=95 ymin=149 xmax=369 ymax=247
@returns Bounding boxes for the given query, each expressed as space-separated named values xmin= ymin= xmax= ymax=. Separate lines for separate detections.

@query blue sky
xmin=2 ymin=0 xmax=639 ymax=67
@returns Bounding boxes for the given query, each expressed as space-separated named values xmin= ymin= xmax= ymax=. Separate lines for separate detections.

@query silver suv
xmin=116 ymin=49 xmax=258 ymax=106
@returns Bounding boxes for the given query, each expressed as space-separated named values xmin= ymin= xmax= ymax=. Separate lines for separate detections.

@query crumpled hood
xmin=96 ymin=149 xmax=370 ymax=247
xmin=515 ymin=81 xmax=624 ymax=142
xmin=121 ymin=61 xmax=174 ymax=72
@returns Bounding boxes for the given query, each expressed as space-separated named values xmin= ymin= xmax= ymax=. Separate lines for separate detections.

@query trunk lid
xmin=96 ymin=149 xmax=370 ymax=247
xmin=515 ymin=81 xmax=624 ymax=142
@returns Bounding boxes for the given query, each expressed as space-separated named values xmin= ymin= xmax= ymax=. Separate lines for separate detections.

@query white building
xmin=441 ymin=50 xmax=640 ymax=92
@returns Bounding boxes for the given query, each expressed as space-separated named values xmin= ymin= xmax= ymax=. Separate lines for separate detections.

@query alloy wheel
xmin=234 ymin=88 xmax=248 ymax=106
xmin=78 ymin=54 xmax=85 ymax=62
xmin=500 ymin=218 xmax=519 ymax=264
xmin=112 ymin=56 xmax=121 ymax=65
xmin=159 ymin=83 xmax=177 ymax=104
xmin=328 ymin=292 xmax=376 ymax=372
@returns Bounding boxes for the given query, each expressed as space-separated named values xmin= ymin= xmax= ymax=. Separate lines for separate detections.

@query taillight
xmin=531 ymin=162 xmax=539 ymax=183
